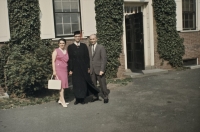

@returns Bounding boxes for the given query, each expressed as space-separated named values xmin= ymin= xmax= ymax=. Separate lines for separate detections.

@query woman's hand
xmin=53 ymin=71 xmax=56 ymax=76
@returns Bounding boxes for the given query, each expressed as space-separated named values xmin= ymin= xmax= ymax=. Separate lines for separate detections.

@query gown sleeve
xmin=67 ymin=45 xmax=73 ymax=72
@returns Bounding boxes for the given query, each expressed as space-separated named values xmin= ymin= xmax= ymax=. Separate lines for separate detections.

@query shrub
xmin=95 ymin=0 xmax=124 ymax=78
xmin=1 ymin=0 xmax=56 ymax=97
xmin=153 ymin=0 xmax=185 ymax=67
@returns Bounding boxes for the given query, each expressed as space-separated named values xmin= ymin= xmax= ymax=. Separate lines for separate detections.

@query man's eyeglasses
xmin=74 ymin=36 xmax=81 ymax=37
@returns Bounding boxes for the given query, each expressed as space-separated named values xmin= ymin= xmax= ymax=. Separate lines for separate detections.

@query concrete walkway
xmin=0 ymin=69 xmax=200 ymax=132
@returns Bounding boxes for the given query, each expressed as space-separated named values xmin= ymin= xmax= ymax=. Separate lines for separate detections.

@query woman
xmin=52 ymin=38 xmax=69 ymax=108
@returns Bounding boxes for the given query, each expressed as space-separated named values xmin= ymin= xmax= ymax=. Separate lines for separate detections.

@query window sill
xmin=180 ymin=30 xmax=200 ymax=33
xmin=51 ymin=36 xmax=88 ymax=41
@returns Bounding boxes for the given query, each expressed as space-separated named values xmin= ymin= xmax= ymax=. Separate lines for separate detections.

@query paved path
xmin=0 ymin=69 xmax=200 ymax=132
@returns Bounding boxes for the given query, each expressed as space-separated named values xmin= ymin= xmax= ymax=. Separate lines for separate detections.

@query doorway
xmin=125 ymin=12 xmax=144 ymax=72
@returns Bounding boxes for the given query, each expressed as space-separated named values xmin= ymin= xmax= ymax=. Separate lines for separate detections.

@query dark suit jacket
xmin=88 ymin=44 xmax=107 ymax=75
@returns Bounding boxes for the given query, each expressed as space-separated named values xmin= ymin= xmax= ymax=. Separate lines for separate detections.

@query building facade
xmin=0 ymin=0 xmax=200 ymax=76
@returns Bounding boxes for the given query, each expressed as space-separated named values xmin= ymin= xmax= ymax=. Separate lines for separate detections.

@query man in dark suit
xmin=89 ymin=34 xmax=110 ymax=103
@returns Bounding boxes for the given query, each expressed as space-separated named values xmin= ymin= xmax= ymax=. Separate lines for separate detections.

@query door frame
xmin=123 ymin=0 xmax=155 ymax=70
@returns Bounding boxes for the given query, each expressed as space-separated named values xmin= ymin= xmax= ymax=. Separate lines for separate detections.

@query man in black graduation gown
xmin=68 ymin=31 xmax=99 ymax=105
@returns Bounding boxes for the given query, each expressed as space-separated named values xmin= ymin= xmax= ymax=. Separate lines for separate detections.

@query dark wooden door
xmin=125 ymin=12 xmax=144 ymax=72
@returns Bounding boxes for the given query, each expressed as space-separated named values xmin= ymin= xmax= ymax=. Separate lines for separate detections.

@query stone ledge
xmin=142 ymin=69 xmax=168 ymax=75
xmin=124 ymin=69 xmax=168 ymax=78
xmin=186 ymin=65 xmax=200 ymax=69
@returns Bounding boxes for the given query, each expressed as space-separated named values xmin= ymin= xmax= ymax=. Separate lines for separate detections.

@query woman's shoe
xmin=61 ymin=102 xmax=67 ymax=108
xmin=58 ymin=100 xmax=69 ymax=105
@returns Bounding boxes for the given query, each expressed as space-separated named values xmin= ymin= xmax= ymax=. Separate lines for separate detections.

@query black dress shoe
xmin=104 ymin=99 xmax=109 ymax=103
xmin=81 ymin=101 xmax=85 ymax=105
xmin=74 ymin=101 xmax=79 ymax=105
xmin=91 ymin=97 xmax=99 ymax=102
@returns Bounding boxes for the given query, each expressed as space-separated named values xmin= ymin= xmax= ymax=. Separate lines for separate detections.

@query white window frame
xmin=182 ymin=0 xmax=196 ymax=30
xmin=176 ymin=0 xmax=200 ymax=32
xmin=80 ymin=0 xmax=96 ymax=37
xmin=52 ymin=0 xmax=82 ymax=37
xmin=39 ymin=0 xmax=55 ymax=39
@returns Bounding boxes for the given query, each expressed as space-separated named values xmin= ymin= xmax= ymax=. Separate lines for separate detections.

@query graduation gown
xmin=67 ymin=43 xmax=99 ymax=98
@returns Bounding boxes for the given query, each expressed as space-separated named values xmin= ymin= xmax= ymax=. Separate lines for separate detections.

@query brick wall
xmin=179 ymin=31 xmax=200 ymax=64
xmin=153 ymin=18 xmax=200 ymax=69
xmin=52 ymin=38 xmax=89 ymax=48
xmin=153 ymin=18 xmax=172 ymax=69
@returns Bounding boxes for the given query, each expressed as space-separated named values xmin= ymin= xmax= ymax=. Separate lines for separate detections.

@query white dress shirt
xmin=74 ymin=41 xmax=80 ymax=46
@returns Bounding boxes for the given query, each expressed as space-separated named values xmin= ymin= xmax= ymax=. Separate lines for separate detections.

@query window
xmin=182 ymin=0 xmax=196 ymax=30
xmin=53 ymin=0 xmax=81 ymax=37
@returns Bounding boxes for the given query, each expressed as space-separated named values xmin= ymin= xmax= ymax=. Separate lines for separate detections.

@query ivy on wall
xmin=153 ymin=0 xmax=185 ymax=67
xmin=95 ymin=0 xmax=124 ymax=78
xmin=0 ymin=0 xmax=55 ymax=97
xmin=0 ymin=45 xmax=10 ymax=89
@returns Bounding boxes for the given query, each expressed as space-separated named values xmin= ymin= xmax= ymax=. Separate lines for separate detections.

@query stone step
xmin=124 ymin=69 xmax=168 ymax=78
xmin=186 ymin=65 xmax=200 ymax=69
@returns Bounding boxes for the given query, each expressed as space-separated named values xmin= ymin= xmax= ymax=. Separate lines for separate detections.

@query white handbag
xmin=48 ymin=75 xmax=61 ymax=90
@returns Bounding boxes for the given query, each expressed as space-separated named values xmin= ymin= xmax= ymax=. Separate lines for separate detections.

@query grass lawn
xmin=0 ymin=77 xmax=132 ymax=109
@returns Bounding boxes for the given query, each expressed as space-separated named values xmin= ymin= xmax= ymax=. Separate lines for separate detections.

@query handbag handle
xmin=51 ymin=75 xmax=59 ymax=80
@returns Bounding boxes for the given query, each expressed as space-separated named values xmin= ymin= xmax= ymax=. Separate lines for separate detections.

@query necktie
xmin=92 ymin=45 xmax=95 ymax=56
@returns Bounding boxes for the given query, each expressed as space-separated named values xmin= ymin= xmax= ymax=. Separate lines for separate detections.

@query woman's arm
xmin=52 ymin=50 xmax=57 ymax=75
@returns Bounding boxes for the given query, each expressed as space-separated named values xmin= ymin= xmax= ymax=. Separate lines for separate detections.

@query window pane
xmin=64 ymin=24 xmax=71 ymax=34
xmin=71 ymin=13 xmax=80 ymax=23
xmin=63 ymin=13 xmax=70 ymax=23
xmin=55 ymin=13 xmax=62 ymax=23
xmin=71 ymin=2 xmax=79 ymax=12
xmin=185 ymin=20 xmax=189 ymax=28
xmin=185 ymin=14 xmax=188 ymax=20
xmin=62 ymin=2 xmax=70 ymax=12
xmin=189 ymin=14 xmax=193 ymax=20
xmin=183 ymin=20 xmax=185 ymax=28
xmin=54 ymin=2 xmax=62 ymax=12
xmin=72 ymin=24 xmax=79 ymax=32
xmin=184 ymin=1 xmax=189 ymax=11
xmin=189 ymin=20 xmax=193 ymax=28
xmin=56 ymin=24 xmax=63 ymax=35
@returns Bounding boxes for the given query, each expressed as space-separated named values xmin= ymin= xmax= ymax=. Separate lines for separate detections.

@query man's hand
xmin=99 ymin=71 xmax=104 ymax=76
xmin=88 ymin=68 xmax=90 ymax=73
xmin=69 ymin=71 xmax=73 ymax=75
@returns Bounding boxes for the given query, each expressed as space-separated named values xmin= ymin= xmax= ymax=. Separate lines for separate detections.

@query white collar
xmin=92 ymin=43 xmax=97 ymax=48
xmin=74 ymin=41 xmax=80 ymax=46
xmin=91 ymin=43 xmax=97 ymax=52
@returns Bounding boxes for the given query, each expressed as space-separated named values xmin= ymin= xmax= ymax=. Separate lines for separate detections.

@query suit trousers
xmin=90 ymin=72 xmax=110 ymax=99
